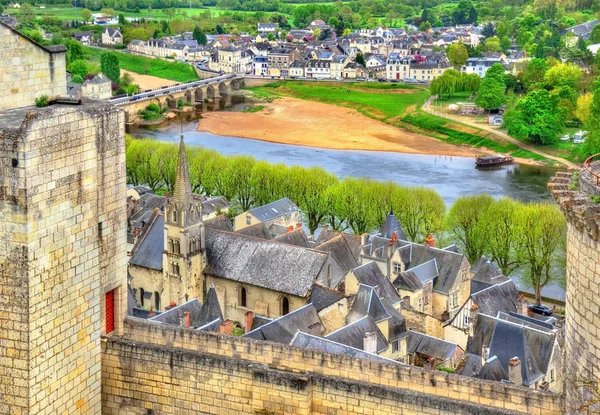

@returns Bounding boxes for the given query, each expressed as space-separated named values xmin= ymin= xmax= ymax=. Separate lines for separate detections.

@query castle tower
xmin=163 ymin=135 xmax=206 ymax=306
xmin=549 ymin=164 xmax=600 ymax=414
xmin=0 ymin=103 xmax=128 ymax=414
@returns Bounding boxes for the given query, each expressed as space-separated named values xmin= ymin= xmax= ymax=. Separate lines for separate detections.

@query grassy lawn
xmin=248 ymin=81 xmax=430 ymax=122
xmin=83 ymin=46 xmax=198 ymax=82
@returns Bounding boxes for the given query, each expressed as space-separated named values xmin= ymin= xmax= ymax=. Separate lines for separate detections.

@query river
xmin=130 ymin=118 xmax=560 ymax=206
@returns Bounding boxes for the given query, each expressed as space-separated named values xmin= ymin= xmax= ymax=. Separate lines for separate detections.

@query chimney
xmin=469 ymin=303 xmax=479 ymax=337
xmin=287 ymin=225 xmax=294 ymax=232
xmin=220 ymin=319 xmax=233 ymax=335
xmin=245 ymin=311 xmax=254 ymax=333
xmin=179 ymin=311 xmax=190 ymax=328
xmin=363 ymin=332 xmax=378 ymax=354
xmin=296 ymin=222 xmax=302 ymax=229
xmin=147 ymin=306 xmax=156 ymax=318
xmin=508 ymin=357 xmax=523 ymax=385
xmin=425 ymin=234 xmax=435 ymax=248
xmin=402 ymin=296 xmax=410 ymax=308
xmin=520 ymin=294 xmax=529 ymax=316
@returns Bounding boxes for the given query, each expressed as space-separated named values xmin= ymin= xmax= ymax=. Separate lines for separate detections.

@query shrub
xmin=146 ymin=103 xmax=161 ymax=113
xmin=35 ymin=95 xmax=49 ymax=107
xmin=71 ymin=74 xmax=84 ymax=84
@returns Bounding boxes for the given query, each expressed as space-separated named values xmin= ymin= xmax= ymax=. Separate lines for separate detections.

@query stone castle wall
xmin=100 ymin=318 xmax=563 ymax=415
xmin=549 ymin=170 xmax=600 ymax=414
xmin=0 ymin=103 xmax=127 ymax=414
xmin=0 ymin=23 xmax=67 ymax=111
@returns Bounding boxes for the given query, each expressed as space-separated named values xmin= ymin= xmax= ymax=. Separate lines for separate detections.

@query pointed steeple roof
xmin=173 ymin=134 xmax=193 ymax=209
xmin=379 ymin=209 xmax=407 ymax=241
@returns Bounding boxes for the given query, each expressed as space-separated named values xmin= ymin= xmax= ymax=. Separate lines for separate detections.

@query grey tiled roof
xmin=352 ymin=261 xmax=401 ymax=304
xmin=471 ymin=280 xmax=520 ymax=317
xmin=378 ymin=210 xmax=407 ymax=240
xmin=236 ymin=222 xmax=273 ymax=239
xmin=204 ymin=229 xmax=342 ymax=297
xmin=347 ymin=284 xmax=390 ymax=324
xmin=274 ymin=228 xmax=310 ymax=247
xmin=407 ymin=330 xmax=458 ymax=361
xmin=248 ymin=197 xmax=299 ymax=222
xmin=129 ymin=210 xmax=164 ymax=271
xmin=314 ymin=234 xmax=358 ymax=272
xmin=470 ymin=256 xmax=509 ymax=293
xmin=325 ymin=315 xmax=388 ymax=353
xmin=308 ymin=284 xmax=344 ymax=311
xmin=455 ymin=352 xmax=483 ymax=377
xmin=497 ymin=312 xmax=554 ymax=332
xmin=290 ymin=332 xmax=400 ymax=364
xmin=407 ymin=244 xmax=468 ymax=294
xmin=149 ymin=286 xmax=223 ymax=328
xmin=477 ymin=356 xmax=507 ymax=382
xmin=203 ymin=214 xmax=233 ymax=232
xmin=244 ymin=304 xmax=322 ymax=344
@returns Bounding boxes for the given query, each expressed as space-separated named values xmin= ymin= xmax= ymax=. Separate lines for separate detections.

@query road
xmin=422 ymin=96 xmax=578 ymax=169
xmin=109 ymin=73 xmax=237 ymax=106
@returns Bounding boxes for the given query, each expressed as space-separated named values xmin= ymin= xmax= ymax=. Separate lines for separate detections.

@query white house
xmin=101 ymin=27 xmax=123 ymax=45
xmin=462 ymin=57 xmax=504 ymax=77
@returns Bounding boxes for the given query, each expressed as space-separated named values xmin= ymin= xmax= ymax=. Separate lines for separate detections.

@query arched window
xmin=154 ymin=291 xmax=160 ymax=311
xmin=282 ymin=296 xmax=289 ymax=316
xmin=174 ymin=240 xmax=180 ymax=255
xmin=240 ymin=287 xmax=247 ymax=307
xmin=167 ymin=239 xmax=173 ymax=253
xmin=172 ymin=210 xmax=177 ymax=222
xmin=189 ymin=240 xmax=194 ymax=253
xmin=140 ymin=288 xmax=145 ymax=307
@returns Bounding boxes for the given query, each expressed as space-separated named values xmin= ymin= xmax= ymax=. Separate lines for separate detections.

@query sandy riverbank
xmin=196 ymin=96 xmax=546 ymax=165
xmin=121 ymin=70 xmax=174 ymax=90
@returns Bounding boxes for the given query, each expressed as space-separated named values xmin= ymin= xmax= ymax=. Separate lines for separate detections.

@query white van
xmin=573 ymin=130 xmax=589 ymax=144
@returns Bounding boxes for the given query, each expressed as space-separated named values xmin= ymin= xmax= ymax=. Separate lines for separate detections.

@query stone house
xmin=72 ymin=30 xmax=94 ymax=45
xmin=102 ymin=27 xmax=123 ymax=45
xmin=81 ymin=73 xmax=112 ymax=100
xmin=267 ymin=47 xmax=300 ymax=77
xmin=0 ymin=20 xmax=67 ymax=110
xmin=212 ymin=44 xmax=243 ymax=73
xmin=330 ymin=55 xmax=349 ymax=78
xmin=407 ymin=330 xmax=464 ymax=369
xmin=258 ymin=22 xmax=279 ymax=35
xmin=305 ymin=59 xmax=331 ymax=78
xmin=233 ymin=197 xmax=301 ymax=231
xmin=289 ymin=59 xmax=306 ymax=77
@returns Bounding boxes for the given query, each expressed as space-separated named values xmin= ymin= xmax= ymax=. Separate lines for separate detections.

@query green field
xmin=83 ymin=46 xmax=199 ymax=82
xmin=248 ymin=81 xmax=429 ymax=122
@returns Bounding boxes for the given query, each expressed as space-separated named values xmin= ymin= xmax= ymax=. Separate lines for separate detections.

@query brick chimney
xmin=220 ymin=319 xmax=233 ymax=335
xmin=245 ymin=311 xmax=254 ymax=333
xmin=296 ymin=222 xmax=302 ymax=229
xmin=469 ymin=303 xmax=479 ymax=337
xmin=287 ymin=225 xmax=294 ymax=232
xmin=363 ymin=332 xmax=378 ymax=354
xmin=179 ymin=311 xmax=190 ymax=328
xmin=520 ymin=294 xmax=529 ymax=316
xmin=425 ymin=234 xmax=435 ymax=248
xmin=147 ymin=306 xmax=156 ymax=318
xmin=508 ymin=357 xmax=523 ymax=385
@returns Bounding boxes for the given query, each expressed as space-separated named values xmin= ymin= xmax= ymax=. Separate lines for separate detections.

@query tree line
xmin=126 ymin=137 xmax=566 ymax=304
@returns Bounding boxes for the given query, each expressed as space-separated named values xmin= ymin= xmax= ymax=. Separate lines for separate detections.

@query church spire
xmin=173 ymin=134 xmax=193 ymax=209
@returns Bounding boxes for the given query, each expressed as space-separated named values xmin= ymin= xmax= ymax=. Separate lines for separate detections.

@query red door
xmin=106 ymin=290 xmax=115 ymax=334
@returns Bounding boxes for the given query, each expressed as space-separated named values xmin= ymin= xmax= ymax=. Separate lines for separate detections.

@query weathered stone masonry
xmin=0 ymin=103 xmax=127 ymax=415
xmin=550 ymin=168 xmax=600 ymax=415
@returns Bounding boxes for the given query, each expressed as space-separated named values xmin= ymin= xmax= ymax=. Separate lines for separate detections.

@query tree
xmin=150 ymin=143 xmax=178 ymax=193
xmin=20 ymin=3 xmax=36 ymax=26
xmin=445 ymin=194 xmax=494 ymax=264
xmin=482 ymin=198 xmax=521 ymax=276
xmin=504 ymin=89 xmax=565 ymax=145
xmin=355 ymin=53 xmax=366 ymax=67
xmin=544 ymin=62 xmax=583 ymax=89
xmin=516 ymin=203 xmax=566 ymax=305
xmin=575 ymin=92 xmax=593 ymax=124
xmin=591 ymin=25 xmax=600 ymax=44
xmin=447 ymin=43 xmax=468 ymax=67
xmin=216 ymin=24 xmax=224 ymax=34
xmin=193 ymin=26 xmax=207 ymax=45
xmin=249 ymin=161 xmax=288 ymax=207
xmin=100 ymin=8 xmax=116 ymax=18
xmin=394 ymin=187 xmax=445 ymax=242
xmin=289 ymin=166 xmax=336 ymax=235
xmin=67 ymin=41 xmax=84 ymax=65
xmin=118 ymin=13 xmax=126 ymax=25
xmin=484 ymin=36 xmax=502 ymax=52
xmin=71 ymin=74 xmax=84 ymax=84
xmin=580 ymin=79 xmax=600 ymax=158
xmin=475 ymin=63 xmax=506 ymax=111
xmin=68 ymin=60 xmax=89 ymax=79
xmin=100 ymin=52 xmax=121 ymax=83
xmin=522 ymin=58 xmax=548 ymax=90
xmin=82 ymin=8 xmax=92 ymax=23
xmin=482 ymin=22 xmax=495 ymax=38
xmin=419 ymin=21 xmax=431 ymax=31
xmin=223 ymin=156 xmax=256 ymax=211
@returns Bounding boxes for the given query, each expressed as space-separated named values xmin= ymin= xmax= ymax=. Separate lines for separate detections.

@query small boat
xmin=475 ymin=155 xmax=513 ymax=167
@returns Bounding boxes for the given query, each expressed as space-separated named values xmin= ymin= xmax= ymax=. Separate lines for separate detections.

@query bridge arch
xmin=185 ymin=90 xmax=193 ymax=104
xmin=218 ymin=82 xmax=230 ymax=96
xmin=231 ymin=78 xmax=244 ymax=90
xmin=166 ymin=95 xmax=177 ymax=109
xmin=194 ymin=88 xmax=205 ymax=102
xmin=207 ymin=85 xmax=217 ymax=99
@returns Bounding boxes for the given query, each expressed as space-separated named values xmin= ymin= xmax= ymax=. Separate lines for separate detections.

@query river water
xmin=128 ymin=96 xmax=561 ymax=206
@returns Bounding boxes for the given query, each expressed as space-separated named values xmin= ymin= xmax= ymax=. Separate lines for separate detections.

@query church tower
xmin=163 ymin=135 xmax=206 ymax=306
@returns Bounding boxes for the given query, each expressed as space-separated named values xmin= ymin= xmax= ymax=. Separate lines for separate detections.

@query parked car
xmin=390 ymin=79 xmax=399 ymax=83
xmin=573 ymin=130 xmax=589 ymax=144
xmin=528 ymin=304 xmax=553 ymax=316
xmin=560 ymin=134 xmax=570 ymax=141
xmin=297 ymin=76 xmax=307 ymax=80
xmin=315 ymin=76 xmax=324 ymax=80
xmin=378 ymin=78 xmax=387 ymax=83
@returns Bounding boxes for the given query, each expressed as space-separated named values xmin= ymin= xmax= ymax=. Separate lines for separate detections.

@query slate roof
xmin=309 ymin=284 xmax=344 ymax=312
xmin=274 ymin=228 xmax=310 ymax=248
xmin=394 ymin=259 xmax=438 ymax=292
xmin=202 ymin=196 xmax=230 ymax=216
xmin=563 ymin=19 xmax=600 ymax=39
xmin=352 ymin=261 xmax=401 ymax=304
xmin=244 ymin=304 xmax=322 ymax=344
xmin=347 ymin=284 xmax=390 ymax=324
xmin=203 ymin=214 xmax=233 ymax=232
xmin=316 ymin=228 xmax=362 ymax=262
xmin=406 ymin=244 xmax=468 ymax=294
xmin=204 ymin=229 xmax=342 ymax=297
xmin=248 ymin=197 xmax=299 ymax=222
xmin=477 ymin=356 xmax=508 ymax=382
xmin=378 ymin=210 xmax=407 ymax=240
xmin=498 ymin=312 xmax=555 ymax=332
xmin=236 ymin=222 xmax=273 ymax=239
xmin=407 ymin=330 xmax=459 ymax=361
xmin=470 ymin=256 xmax=509 ymax=293
xmin=455 ymin=353 xmax=483 ymax=377
xmin=314 ymin=234 xmax=359 ymax=272
xmin=149 ymin=286 xmax=223 ymax=328
xmin=129 ymin=210 xmax=164 ymax=271
xmin=290 ymin=332 xmax=400 ymax=364
xmin=325 ymin=315 xmax=388 ymax=353
xmin=471 ymin=280 xmax=520 ymax=316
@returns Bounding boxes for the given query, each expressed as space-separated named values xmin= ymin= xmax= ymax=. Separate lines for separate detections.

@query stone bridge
xmin=117 ymin=76 xmax=246 ymax=122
